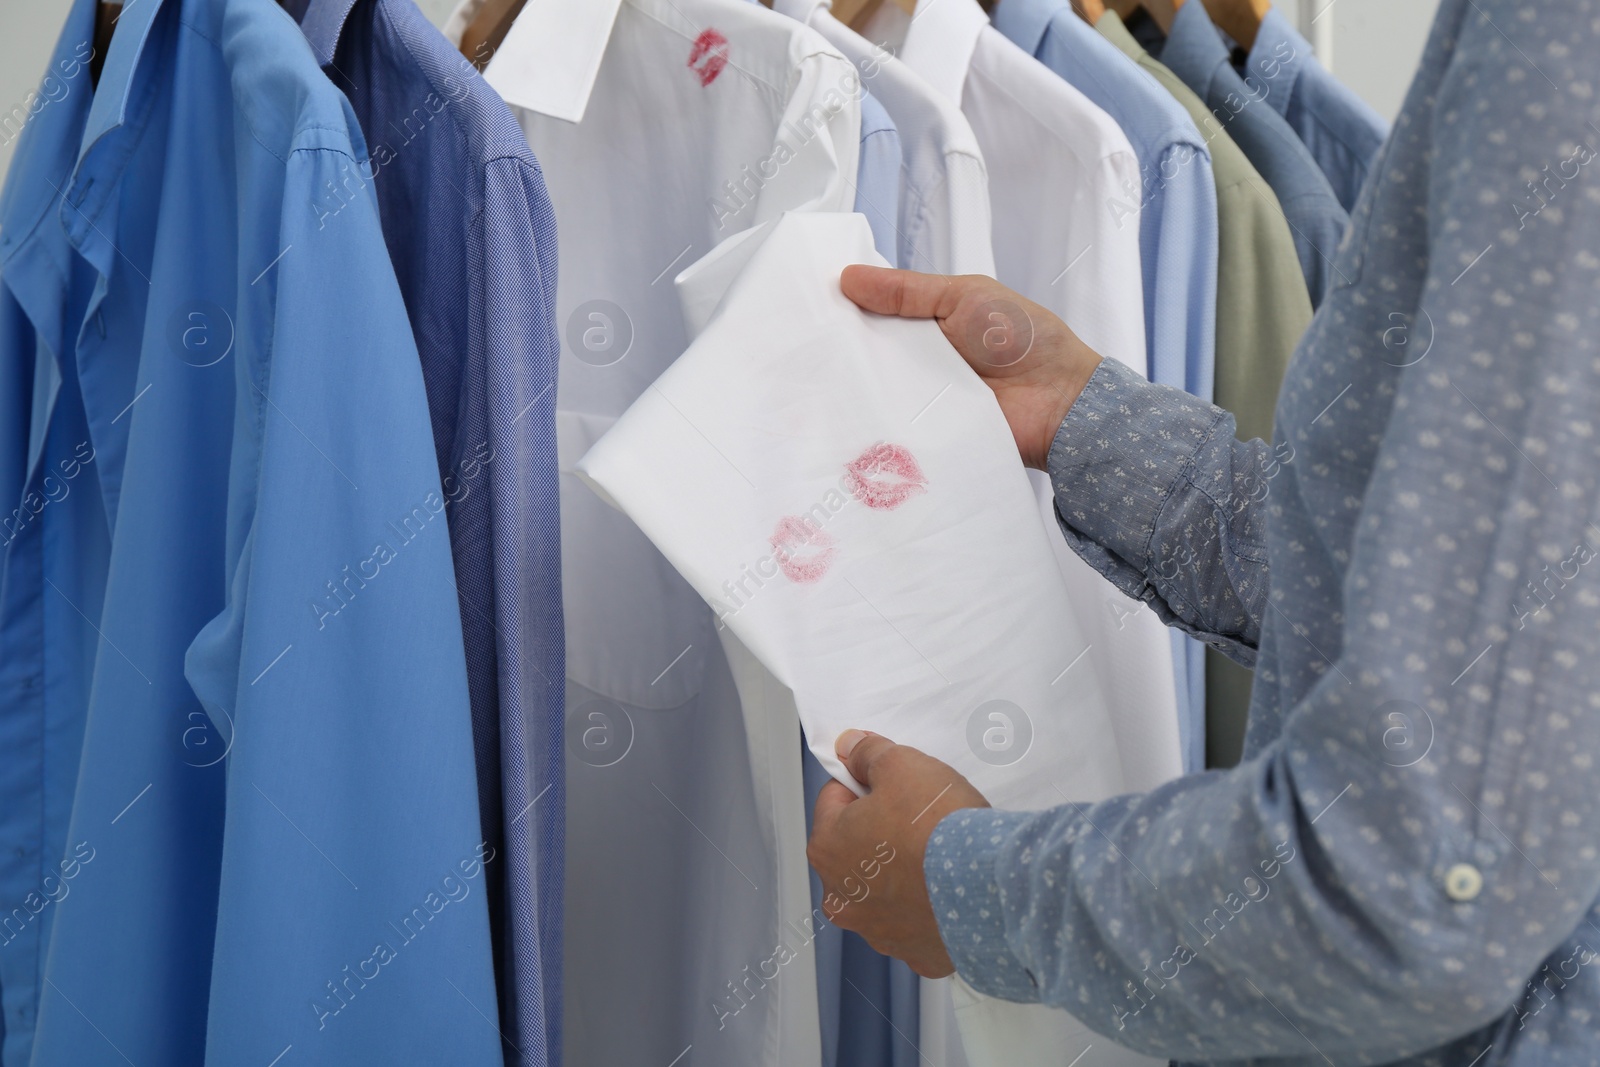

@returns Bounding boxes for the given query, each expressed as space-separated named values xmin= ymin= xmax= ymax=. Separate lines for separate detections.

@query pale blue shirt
xmin=927 ymin=2 xmax=1600 ymax=1062
xmin=994 ymin=0 xmax=1217 ymax=773
xmin=1246 ymin=7 xmax=1390 ymax=214
xmin=0 ymin=0 xmax=500 ymax=1062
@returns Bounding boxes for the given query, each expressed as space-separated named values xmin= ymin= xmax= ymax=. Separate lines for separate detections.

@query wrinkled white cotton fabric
xmin=448 ymin=0 xmax=861 ymax=1061
xmin=582 ymin=212 xmax=1127 ymax=808
xmin=581 ymin=213 xmax=1140 ymax=1067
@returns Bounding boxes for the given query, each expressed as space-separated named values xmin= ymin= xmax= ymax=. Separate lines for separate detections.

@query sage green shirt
xmin=1100 ymin=10 xmax=1312 ymax=765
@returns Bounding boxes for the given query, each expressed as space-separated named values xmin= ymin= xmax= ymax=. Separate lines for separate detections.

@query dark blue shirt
xmin=1146 ymin=0 xmax=1348 ymax=308
xmin=294 ymin=1 xmax=565 ymax=1063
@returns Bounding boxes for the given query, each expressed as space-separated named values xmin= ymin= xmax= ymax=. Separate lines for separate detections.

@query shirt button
xmin=1445 ymin=863 xmax=1483 ymax=902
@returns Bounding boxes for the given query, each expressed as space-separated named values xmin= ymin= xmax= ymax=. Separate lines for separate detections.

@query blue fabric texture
xmin=1149 ymin=0 xmax=1348 ymax=309
xmin=295 ymin=1 xmax=564 ymax=1063
xmin=0 ymin=4 xmax=106 ymax=1062
xmin=993 ymin=0 xmax=1213 ymax=772
xmin=854 ymin=90 xmax=901 ymax=269
xmin=926 ymin=1 xmax=1600 ymax=1062
xmin=0 ymin=0 xmax=501 ymax=1062
xmin=1247 ymin=8 xmax=1390 ymax=215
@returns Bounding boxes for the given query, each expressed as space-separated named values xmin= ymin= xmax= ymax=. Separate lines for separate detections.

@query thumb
xmin=836 ymin=729 xmax=897 ymax=792
xmin=840 ymin=265 xmax=969 ymax=321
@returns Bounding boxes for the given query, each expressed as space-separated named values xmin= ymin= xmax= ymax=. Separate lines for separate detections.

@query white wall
xmin=0 ymin=0 xmax=75 ymax=192
xmin=1297 ymin=0 xmax=1442 ymax=122
xmin=0 ymin=0 xmax=1443 ymax=211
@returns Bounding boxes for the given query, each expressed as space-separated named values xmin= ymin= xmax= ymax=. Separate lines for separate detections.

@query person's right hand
xmin=840 ymin=267 xmax=1104 ymax=471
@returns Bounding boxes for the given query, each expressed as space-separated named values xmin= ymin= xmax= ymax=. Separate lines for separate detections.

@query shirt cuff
xmin=1047 ymin=356 xmax=1227 ymax=577
xmin=924 ymin=806 xmax=1042 ymax=1003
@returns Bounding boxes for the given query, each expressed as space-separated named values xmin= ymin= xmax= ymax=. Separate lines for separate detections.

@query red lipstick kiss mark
xmin=770 ymin=515 xmax=835 ymax=584
xmin=845 ymin=443 xmax=927 ymax=511
xmin=688 ymin=29 xmax=730 ymax=87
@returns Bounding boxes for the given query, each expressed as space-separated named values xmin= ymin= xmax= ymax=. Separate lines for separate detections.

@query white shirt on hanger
xmin=445 ymin=1 xmax=860 ymax=1063
xmin=774 ymin=0 xmax=995 ymax=277
xmin=864 ymin=1 xmax=1179 ymax=1064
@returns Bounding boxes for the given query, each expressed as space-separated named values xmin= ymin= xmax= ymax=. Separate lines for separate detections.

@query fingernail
xmin=836 ymin=730 xmax=870 ymax=759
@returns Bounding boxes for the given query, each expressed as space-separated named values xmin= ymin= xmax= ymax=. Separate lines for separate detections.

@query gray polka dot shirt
xmin=922 ymin=2 xmax=1600 ymax=1063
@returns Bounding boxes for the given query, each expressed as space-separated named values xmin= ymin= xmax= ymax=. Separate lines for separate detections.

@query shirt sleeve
xmin=1045 ymin=356 xmax=1272 ymax=666
xmin=481 ymin=151 xmax=567 ymax=1051
xmin=1143 ymin=140 xmax=1219 ymax=403
xmin=185 ymin=142 xmax=502 ymax=1062
xmin=925 ymin=12 xmax=1600 ymax=1061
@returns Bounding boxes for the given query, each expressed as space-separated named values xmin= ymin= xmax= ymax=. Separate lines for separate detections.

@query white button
xmin=1445 ymin=863 xmax=1483 ymax=902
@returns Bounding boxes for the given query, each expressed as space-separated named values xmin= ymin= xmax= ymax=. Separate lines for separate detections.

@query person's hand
xmin=840 ymin=266 xmax=1103 ymax=470
xmin=807 ymin=729 xmax=990 ymax=978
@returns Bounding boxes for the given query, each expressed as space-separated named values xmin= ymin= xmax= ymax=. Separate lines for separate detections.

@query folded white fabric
xmin=578 ymin=211 xmax=1126 ymax=813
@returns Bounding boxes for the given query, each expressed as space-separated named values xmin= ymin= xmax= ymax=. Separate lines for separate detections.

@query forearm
xmin=1046 ymin=357 xmax=1274 ymax=664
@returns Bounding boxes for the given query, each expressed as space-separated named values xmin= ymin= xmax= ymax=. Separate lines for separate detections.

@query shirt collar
xmin=0 ymin=0 xmax=97 ymax=262
xmin=1159 ymin=0 xmax=1229 ymax=78
xmin=774 ymin=0 xmax=828 ymax=23
xmin=1092 ymin=9 xmax=1139 ymax=53
xmin=989 ymin=0 xmax=1058 ymax=58
xmin=447 ymin=0 xmax=625 ymax=123
xmin=77 ymin=0 xmax=169 ymax=174
xmin=299 ymin=0 xmax=363 ymax=68
xmin=898 ymin=0 xmax=988 ymax=106
xmin=1247 ymin=6 xmax=1306 ymax=82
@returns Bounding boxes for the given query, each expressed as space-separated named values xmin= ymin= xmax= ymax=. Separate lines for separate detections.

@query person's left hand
xmin=807 ymin=730 xmax=991 ymax=978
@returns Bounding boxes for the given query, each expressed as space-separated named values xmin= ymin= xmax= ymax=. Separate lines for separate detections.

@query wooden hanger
xmin=833 ymin=0 xmax=918 ymax=32
xmin=460 ymin=0 xmax=528 ymax=70
xmin=1201 ymin=0 xmax=1270 ymax=50
xmin=1106 ymin=0 xmax=1178 ymax=33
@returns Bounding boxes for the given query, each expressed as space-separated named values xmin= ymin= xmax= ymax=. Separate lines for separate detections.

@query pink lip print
xmin=770 ymin=515 xmax=836 ymax=584
xmin=687 ymin=29 xmax=730 ymax=87
xmin=845 ymin=443 xmax=927 ymax=511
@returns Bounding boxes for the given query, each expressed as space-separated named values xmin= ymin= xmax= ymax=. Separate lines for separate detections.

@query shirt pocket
xmin=558 ymin=408 xmax=713 ymax=711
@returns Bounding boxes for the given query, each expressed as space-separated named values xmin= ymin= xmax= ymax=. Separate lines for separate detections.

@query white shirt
xmin=580 ymin=210 xmax=1140 ymax=1067
xmin=775 ymin=0 xmax=994 ymax=276
xmin=447 ymin=1 xmax=860 ymax=1063
xmin=875 ymin=2 xmax=1178 ymax=1064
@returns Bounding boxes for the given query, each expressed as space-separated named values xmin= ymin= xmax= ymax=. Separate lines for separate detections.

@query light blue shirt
xmin=0 ymin=0 xmax=500 ymax=1063
xmin=993 ymin=0 xmax=1216 ymax=773
xmin=1246 ymin=8 xmax=1390 ymax=215
xmin=1150 ymin=0 xmax=1348 ymax=308
xmin=927 ymin=1 xmax=1600 ymax=1061
xmin=855 ymin=90 xmax=901 ymax=269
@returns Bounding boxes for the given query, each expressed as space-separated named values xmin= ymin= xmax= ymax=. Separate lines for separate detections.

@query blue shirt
xmin=294 ymin=1 xmax=565 ymax=1063
xmin=1148 ymin=0 xmax=1348 ymax=308
xmin=0 ymin=0 xmax=500 ymax=1063
xmin=855 ymin=90 xmax=901 ymax=269
xmin=993 ymin=0 xmax=1215 ymax=773
xmin=1246 ymin=8 xmax=1390 ymax=215
xmin=0 ymin=8 xmax=107 ymax=1064
xmin=993 ymin=0 xmax=1217 ymax=403
xmin=927 ymin=1 xmax=1600 ymax=1061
